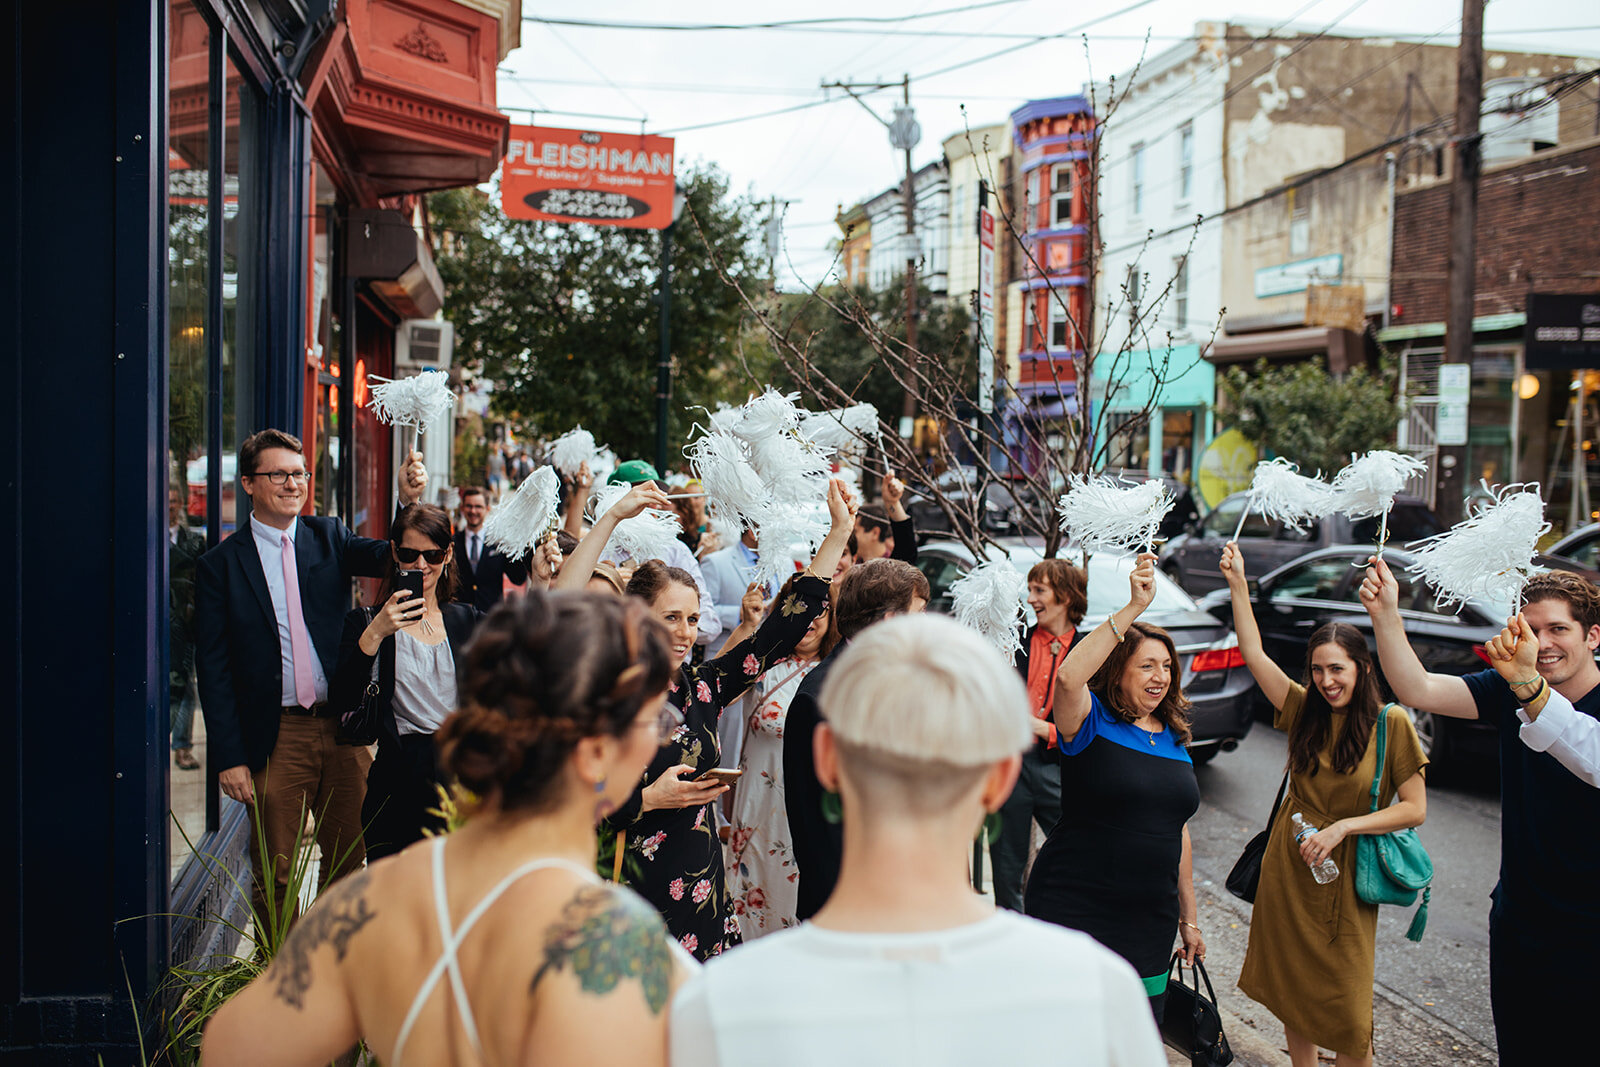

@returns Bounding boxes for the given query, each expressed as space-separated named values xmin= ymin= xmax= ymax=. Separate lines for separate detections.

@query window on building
xmin=1178 ymin=122 xmax=1194 ymax=203
xmin=1172 ymin=256 xmax=1189 ymax=329
xmin=1048 ymin=297 xmax=1072 ymax=350
xmin=1290 ymin=197 xmax=1310 ymax=255
xmin=1126 ymin=265 xmax=1142 ymax=326
xmin=1131 ymin=142 xmax=1146 ymax=215
xmin=166 ymin=1 xmax=261 ymax=885
xmin=1051 ymin=163 xmax=1074 ymax=226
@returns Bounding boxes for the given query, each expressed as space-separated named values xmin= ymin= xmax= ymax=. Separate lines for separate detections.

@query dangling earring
xmin=981 ymin=811 xmax=1003 ymax=845
xmin=594 ymin=777 xmax=607 ymax=793
xmin=820 ymin=790 xmax=842 ymax=825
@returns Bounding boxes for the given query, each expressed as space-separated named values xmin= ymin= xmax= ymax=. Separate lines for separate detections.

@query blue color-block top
xmin=1059 ymin=692 xmax=1193 ymax=765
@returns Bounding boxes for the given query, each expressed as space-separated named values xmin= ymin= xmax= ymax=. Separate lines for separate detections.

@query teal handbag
xmin=1354 ymin=706 xmax=1433 ymax=941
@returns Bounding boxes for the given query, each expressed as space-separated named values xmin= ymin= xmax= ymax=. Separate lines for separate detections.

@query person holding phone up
xmin=555 ymin=478 xmax=857 ymax=960
xmin=330 ymin=503 xmax=509 ymax=861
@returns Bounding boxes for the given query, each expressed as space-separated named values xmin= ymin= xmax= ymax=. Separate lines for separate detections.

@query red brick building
xmin=1382 ymin=136 xmax=1600 ymax=531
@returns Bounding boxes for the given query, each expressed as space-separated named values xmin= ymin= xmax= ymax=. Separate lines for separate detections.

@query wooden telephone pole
xmin=1439 ymin=0 xmax=1484 ymax=524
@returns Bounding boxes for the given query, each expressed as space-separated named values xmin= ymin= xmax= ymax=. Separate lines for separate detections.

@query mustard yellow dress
xmin=1237 ymin=684 xmax=1427 ymax=1057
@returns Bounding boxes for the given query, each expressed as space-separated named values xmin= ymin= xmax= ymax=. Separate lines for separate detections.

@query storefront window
xmin=167 ymin=0 xmax=210 ymax=885
xmin=165 ymin=3 xmax=261 ymax=884
xmin=1162 ymin=408 xmax=1197 ymax=482
xmin=1105 ymin=411 xmax=1151 ymax=473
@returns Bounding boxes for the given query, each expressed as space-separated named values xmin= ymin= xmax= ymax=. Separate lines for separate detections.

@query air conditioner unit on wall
xmin=396 ymin=318 xmax=454 ymax=371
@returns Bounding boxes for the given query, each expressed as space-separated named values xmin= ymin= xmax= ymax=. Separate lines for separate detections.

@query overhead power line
xmin=522 ymin=2 xmax=1031 ymax=32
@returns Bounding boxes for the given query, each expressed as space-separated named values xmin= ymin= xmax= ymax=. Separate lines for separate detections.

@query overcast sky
xmin=497 ymin=1 xmax=1600 ymax=289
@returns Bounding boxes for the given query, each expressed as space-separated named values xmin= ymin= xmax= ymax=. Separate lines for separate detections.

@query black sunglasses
xmin=393 ymin=546 xmax=448 ymax=565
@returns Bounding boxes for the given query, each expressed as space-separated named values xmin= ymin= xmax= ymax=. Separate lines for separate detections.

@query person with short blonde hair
xmin=669 ymin=614 xmax=1163 ymax=1067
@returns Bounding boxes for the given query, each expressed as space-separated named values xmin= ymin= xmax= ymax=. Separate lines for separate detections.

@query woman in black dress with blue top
xmin=1024 ymin=552 xmax=1206 ymax=1020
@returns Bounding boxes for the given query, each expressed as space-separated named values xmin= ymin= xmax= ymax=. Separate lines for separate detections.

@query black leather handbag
xmin=1225 ymin=770 xmax=1288 ymax=903
xmin=336 ymin=608 xmax=384 ymax=746
xmin=1161 ymin=953 xmax=1234 ymax=1066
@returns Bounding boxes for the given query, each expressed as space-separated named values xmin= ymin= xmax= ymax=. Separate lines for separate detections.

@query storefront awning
xmin=1207 ymin=325 xmax=1363 ymax=373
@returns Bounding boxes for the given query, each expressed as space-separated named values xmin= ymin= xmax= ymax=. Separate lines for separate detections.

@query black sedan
xmin=1194 ymin=544 xmax=1599 ymax=770
xmin=1548 ymin=522 xmax=1600 ymax=570
xmin=915 ymin=537 xmax=1256 ymax=764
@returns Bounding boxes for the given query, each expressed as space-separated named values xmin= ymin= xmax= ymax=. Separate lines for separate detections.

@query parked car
xmin=914 ymin=537 xmax=1256 ymax=763
xmin=1159 ymin=491 xmax=1443 ymax=595
xmin=1195 ymin=544 xmax=1600 ymax=771
xmin=905 ymin=473 xmax=1037 ymax=538
xmin=1548 ymin=522 xmax=1600 ymax=571
xmin=184 ymin=451 xmax=238 ymax=535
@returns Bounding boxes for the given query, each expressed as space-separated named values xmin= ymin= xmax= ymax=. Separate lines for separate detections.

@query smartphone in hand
xmin=396 ymin=569 xmax=426 ymax=604
xmin=696 ymin=768 xmax=743 ymax=786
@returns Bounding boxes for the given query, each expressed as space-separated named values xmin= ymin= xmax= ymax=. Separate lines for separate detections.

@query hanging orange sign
xmin=501 ymin=126 xmax=676 ymax=230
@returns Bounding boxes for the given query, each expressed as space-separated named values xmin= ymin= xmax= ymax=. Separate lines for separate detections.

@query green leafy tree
xmin=1218 ymin=357 xmax=1401 ymax=475
xmin=428 ymin=165 xmax=767 ymax=460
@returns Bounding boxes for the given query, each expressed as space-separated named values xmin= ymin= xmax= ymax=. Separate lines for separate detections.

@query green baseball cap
xmin=608 ymin=459 xmax=662 ymax=485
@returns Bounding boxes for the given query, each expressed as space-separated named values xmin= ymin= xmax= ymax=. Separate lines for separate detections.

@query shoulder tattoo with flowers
xmin=268 ymin=868 xmax=377 ymax=1009
xmin=531 ymin=885 xmax=673 ymax=1014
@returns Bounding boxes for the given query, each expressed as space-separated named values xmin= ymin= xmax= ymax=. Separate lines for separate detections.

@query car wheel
xmin=1406 ymin=705 xmax=1449 ymax=768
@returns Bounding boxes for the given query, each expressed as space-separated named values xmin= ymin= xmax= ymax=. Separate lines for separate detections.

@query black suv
xmin=1159 ymin=492 xmax=1443 ymax=596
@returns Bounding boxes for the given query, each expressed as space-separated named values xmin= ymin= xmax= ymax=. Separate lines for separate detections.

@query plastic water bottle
xmin=1291 ymin=812 xmax=1340 ymax=884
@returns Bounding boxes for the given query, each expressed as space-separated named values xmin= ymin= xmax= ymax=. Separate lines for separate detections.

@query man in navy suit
xmin=194 ymin=428 xmax=426 ymax=918
xmin=452 ymin=485 xmax=528 ymax=611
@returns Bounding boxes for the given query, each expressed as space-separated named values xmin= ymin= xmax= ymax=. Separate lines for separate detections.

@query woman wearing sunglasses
xmin=330 ymin=503 xmax=480 ymax=860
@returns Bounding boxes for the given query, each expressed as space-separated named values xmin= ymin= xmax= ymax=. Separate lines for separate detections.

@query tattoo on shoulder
xmin=269 ymin=868 xmax=377 ymax=1010
xmin=530 ymin=885 xmax=672 ymax=1015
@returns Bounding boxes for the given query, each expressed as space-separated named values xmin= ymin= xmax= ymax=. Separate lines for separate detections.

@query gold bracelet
xmin=1518 ymin=678 xmax=1548 ymax=705
xmin=1179 ymin=921 xmax=1201 ymax=933
xmin=1107 ymin=615 xmax=1125 ymax=643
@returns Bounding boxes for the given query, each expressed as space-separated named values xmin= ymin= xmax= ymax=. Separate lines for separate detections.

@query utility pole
xmin=822 ymin=74 xmax=923 ymax=440
xmin=1439 ymin=0 xmax=1484 ymax=525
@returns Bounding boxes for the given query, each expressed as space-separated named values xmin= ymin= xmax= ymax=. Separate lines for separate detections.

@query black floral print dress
xmin=597 ymin=574 xmax=829 ymax=961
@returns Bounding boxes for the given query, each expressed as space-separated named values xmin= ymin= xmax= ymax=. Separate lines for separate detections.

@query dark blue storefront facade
xmin=0 ymin=1 xmax=513 ymax=1059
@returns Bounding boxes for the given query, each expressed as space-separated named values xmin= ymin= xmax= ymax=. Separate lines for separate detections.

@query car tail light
xmin=1473 ymin=643 xmax=1493 ymax=665
xmin=1191 ymin=645 xmax=1245 ymax=672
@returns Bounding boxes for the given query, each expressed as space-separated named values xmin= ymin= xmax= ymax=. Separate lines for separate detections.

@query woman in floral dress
xmin=555 ymin=479 xmax=856 ymax=959
xmin=725 ymin=574 xmax=839 ymax=938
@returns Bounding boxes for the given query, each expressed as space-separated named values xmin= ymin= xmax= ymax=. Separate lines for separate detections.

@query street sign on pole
xmin=977 ymin=203 xmax=996 ymax=413
xmin=502 ymin=126 xmax=676 ymax=230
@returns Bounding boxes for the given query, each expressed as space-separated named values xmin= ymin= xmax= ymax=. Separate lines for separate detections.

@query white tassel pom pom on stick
xmin=1057 ymin=475 xmax=1175 ymax=555
xmin=550 ymin=426 xmax=604 ymax=478
xmin=749 ymin=501 xmax=830 ymax=585
xmin=366 ymin=371 xmax=456 ymax=437
xmin=480 ymin=466 xmax=561 ymax=559
xmin=950 ymin=560 xmax=1029 ymax=658
xmin=1330 ymin=449 xmax=1428 ymax=554
xmin=801 ymin=404 xmax=881 ymax=452
xmin=686 ymin=432 xmax=767 ymax=528
xmin=1405 ymin=483 xmax=1551 ymax=611
xmin=589 ymin=482 xmax=683 ymax=565
xmin=1233 ymin=458 xmax=1336 ymax=540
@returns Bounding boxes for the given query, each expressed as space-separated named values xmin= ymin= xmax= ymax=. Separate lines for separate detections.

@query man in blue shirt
xmin=701 ymin=525 xmax=783 ymax=635
xmin=1360 ymin=559 xmax=1600 ymax=1066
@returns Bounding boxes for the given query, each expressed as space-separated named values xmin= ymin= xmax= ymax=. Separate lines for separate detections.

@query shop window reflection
xmin=167 ymin=0 xmax=209 ymax=885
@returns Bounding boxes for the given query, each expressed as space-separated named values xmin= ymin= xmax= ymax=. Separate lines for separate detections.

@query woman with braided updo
xmin=205 ymin=592 xmax=690 ymax=1067
xmin=556 ymin=478 xmax=857 ymax=960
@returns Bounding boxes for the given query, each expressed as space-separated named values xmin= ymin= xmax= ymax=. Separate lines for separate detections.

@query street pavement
xmin=1184 ymin=720 xmax=1502 ymax=1065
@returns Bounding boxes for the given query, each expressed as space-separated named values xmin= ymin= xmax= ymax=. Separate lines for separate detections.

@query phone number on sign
xmin=523 ymin=187 xmax=653 ymax=222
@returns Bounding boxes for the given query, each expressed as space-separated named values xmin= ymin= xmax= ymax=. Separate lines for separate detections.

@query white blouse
xmin=392 ymin=630 xmax=456 ymax=736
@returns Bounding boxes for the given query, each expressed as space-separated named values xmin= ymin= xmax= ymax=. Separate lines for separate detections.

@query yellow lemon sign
xmin=1197 ymin=429 xmax=1257 ymax=509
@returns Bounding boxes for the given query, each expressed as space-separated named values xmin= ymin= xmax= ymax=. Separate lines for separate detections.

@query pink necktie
xmin=280 ymin=531 xmax=318 ymax=709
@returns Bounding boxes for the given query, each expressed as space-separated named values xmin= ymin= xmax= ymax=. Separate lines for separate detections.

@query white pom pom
xmin=746 ymin=430 xmax=831 ymax=504
xmin=480 ymin=466 xmax=560 ymax=559
xmin=589 ymin=483 xmax=683 ymax=564
xmin=550 ymin=425 xmax=603 ymax=477
xmin=1405 ymin=483 xmax=1551 ymax=610
xmin=950 ymin=560 xmax=1029 ymax=657
xmin=731 ymin=388 xmax=804 ymax=443
xmin=707 ymin=403 xmax=741 ymax=435
xmin=1330 ymin=450 xmax=1427 ymax=519
xmin=686 ymin=432 xmax=767 ymax=528
xmin=749 ymin=501 xmax=829 ymax=585
xmin=801 ymin=404 xmax=881 ymax=451
xmin=366 ymin=371 xmax=455 ymax=434
xmin=1056 ymin=475 xmax=1175 ymax=555
xmin=1249 ymin=458 xmax=1335 ymax=530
